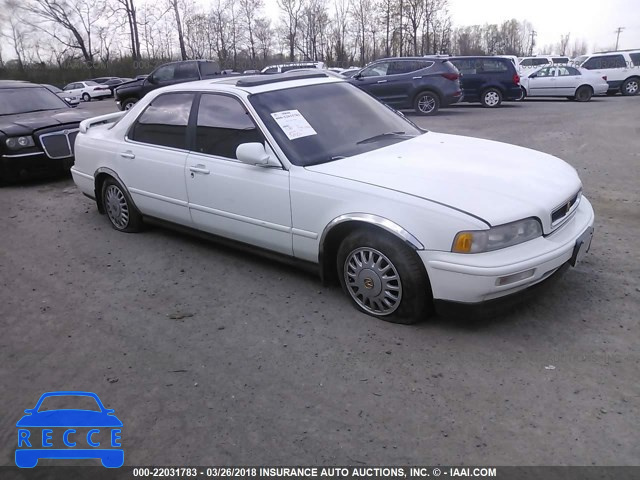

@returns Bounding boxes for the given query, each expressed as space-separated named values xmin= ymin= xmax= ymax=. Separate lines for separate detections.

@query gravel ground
xmin=1 ymin=95 xmax=639 ymax=467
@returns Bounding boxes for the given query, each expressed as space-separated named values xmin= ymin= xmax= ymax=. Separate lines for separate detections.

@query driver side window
xmin=151 ymin=64 xmax=176 ymax=83
xmin=194 ymin=94 xmax=264 ymax=160
xmin=536 ymin=67 xmax=553 ymax=77
xmin=360 ymin=62 xmax=390 ymax=77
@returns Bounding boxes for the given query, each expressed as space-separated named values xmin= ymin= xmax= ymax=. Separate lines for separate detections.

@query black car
xmin=449 ymin=56 xmax=522 ymax=107
xmin=114 ymin=60 xmax=220 ymax=110
xmin=348 ymin=57 xmax=463 ymax=115
xmin=0 ymin=81 xmax=93 ymax=182
xmin=102 ymin=77 xmax=134 ymax=95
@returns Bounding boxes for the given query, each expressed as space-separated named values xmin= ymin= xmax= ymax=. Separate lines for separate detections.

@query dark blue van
xmin=449 ymin=56 xmax=522 ymax=107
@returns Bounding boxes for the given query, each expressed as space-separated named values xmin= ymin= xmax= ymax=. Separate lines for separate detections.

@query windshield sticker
xmin=270 ymin=110 xmax=317 ymax=140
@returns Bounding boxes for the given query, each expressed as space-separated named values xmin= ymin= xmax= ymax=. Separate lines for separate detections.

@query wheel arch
xmin=94 ymin=168 xmax=134 ymax=214
xmin=318 ymin=213 xmax=424 ymax=284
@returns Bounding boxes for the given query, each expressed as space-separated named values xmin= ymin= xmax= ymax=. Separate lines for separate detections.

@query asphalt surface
xmin=1 ymin=95 xmax=639 ymax=467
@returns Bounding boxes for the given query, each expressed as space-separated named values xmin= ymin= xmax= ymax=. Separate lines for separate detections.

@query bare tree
xmin=113 ymin=0 xmax=141 ymax=60
xmin=240 ymin=0 xmax=263 ymax=66
xmin=277 ymin=0 xmax=303 ymax=61
xmin=167 ymin=0 xmax=188 ymax=60
xmin=254 ymin=17 xmax=273 ymax=61
xmin=558 ymin=32 xmax=570 ymax=56
xmin=2 ymin=1 xmax=30 ymax=70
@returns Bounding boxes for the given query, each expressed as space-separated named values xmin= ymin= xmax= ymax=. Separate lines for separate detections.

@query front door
xmin=185 ymin=93 xmax=293 ymax=255
xmin=527 ymin=67 xmax=557 ymax=96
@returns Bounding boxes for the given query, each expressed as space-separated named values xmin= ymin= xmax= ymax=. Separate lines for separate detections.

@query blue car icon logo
xmin=16 ymin=391 xmax=123 ymax=468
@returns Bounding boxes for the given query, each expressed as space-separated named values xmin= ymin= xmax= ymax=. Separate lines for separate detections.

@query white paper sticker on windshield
xmin=270 ymin=110 xmax=317 ymax=140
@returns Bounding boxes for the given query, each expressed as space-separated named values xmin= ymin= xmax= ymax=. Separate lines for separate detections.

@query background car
xmin=521 ymin=65 xmax=609 ymax=101
xmin=349 ymin=56 xmax=462 ymax=115
xmin=42 ymin=84 xmax=80 ymax=106
xmin=114 ymin=59 xmax=221 ymax=111
xmin=62 ymin=81 xmax=111 ymax=102
xmin=261 ymin=61 xmax=326 ymax=74
xmin=0 ymin=81 xmax=92 ymax=182
xmin=572 ymin=50 xmax=640 ymax=95
xmin=90 ymin=76 xmax=120 ymax=84
xmin=243 ymin=69 xmax=260 ymax=74
xmin=102 ymin=77 xmax=133 ymax=95
xmin=449 ymin=56 xmax=522 ymax=107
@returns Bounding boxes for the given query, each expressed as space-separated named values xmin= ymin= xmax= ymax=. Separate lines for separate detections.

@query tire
xmin=336 ymin=229 xmax=431 ymax=324
xmin=575 ymin=85 xmax=592 ymax=102
xmin=515 ymin=86 xmax=526 ymax=101
xmin=606 ymin=90 xmax=617 ymax=96
xmin=481 ymin=88 xmax=502 ymax=107
xmin=566 ymin=96 xmax=576 ymax=101
xmin=413 ymin=91 xmax=440 ymax=115
xmin=101 ymin=177 xmax=143 ymax=232
xmin=82 ymin=93 xmax=91 ymax=102
xmin=621 ymin=77 xmax=639 ymax=96
xmin=121 ymin=98 xmax=137 ymax=110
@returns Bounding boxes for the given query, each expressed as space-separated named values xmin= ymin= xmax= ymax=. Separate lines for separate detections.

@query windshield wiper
xmin=356 ymin=131 xmax=414 ymax=145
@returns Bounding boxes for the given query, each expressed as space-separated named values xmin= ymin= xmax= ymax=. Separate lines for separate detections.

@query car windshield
xmin=249 ymin=82 xmax=422 ymax=166
xmin=84 ymin=81 xmax=100 ymax=86
xmin=0 ymin=87 xmax=68 ymax=115
xmin=573 ymin=56 xmax=588 ymax=67
xmin=37 ymin=395 xmax=101 ymax=412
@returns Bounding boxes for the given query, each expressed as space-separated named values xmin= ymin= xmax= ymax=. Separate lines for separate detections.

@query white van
xmin=572 ymin=50 xmax=640 ymax=95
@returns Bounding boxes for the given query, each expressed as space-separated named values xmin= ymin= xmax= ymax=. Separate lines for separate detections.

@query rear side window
xmin=390 ymin=61 xmax=421 ymax=75
xmin=451 ymin=59 xmax=476 ymax=74
xmin=175 ymin=62 xmax=200 ymax=80
xmin=480 ymin=59 xmax=508 ymax=72
xmin=629 ymin=53 xmax=640 ymax=66
xmin=583 ymin=55 xmax=626 ymax=69
xmin=552 ymin=57 xmax=569 ymax=64
xmin=557 ymin=66 xmax=580 ymax=76
xmin=194 ymin=94 xmax=264 ymax=159
xmin=263 ymin=67 xmax=278 ymax=74
xmin=200 ymin=62 xmax=220 ymax=77
xmin=533 ymin=58 xmax=549 ymax=66
xmin=152 ymin=64 xmax=176 ymax=83
xmin=129 ymin=93 xmax=194 ymax=149
xmin=520 ymin=59 xmax=533 ymax=67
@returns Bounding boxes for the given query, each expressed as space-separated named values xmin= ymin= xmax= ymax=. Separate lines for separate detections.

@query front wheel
xmin=575 ymin=85 xmax=592 ymax=102
xmin=481 ymin=88 xmax=502 ymax=107
xmin=82 ymin=93 xmax=91 ymax=102
xmin=413 ymin=91 xmax=440 ymax=115
xmin=515 ymin=86 xmax=526 ymax=101
xmin=337 ymin=229 xmax=431 ymax=324
xmin=121 ymin=98 xmax=138 ymax=110
xmin=102 ymin=177 xmax=143 ymax=232
xmin=621 ymin=78 xmax=639 ymax=96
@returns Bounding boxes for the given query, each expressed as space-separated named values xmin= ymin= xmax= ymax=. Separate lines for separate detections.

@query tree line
xmin=0 ymin=0 xmax=588 ymax=84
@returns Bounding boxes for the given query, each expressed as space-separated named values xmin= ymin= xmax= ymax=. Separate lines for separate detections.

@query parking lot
xmin=1 ymin=95 xmax=639 ymax=466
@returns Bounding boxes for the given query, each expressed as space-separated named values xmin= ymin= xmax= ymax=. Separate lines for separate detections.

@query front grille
xmin=39 ymin=129 xmax=79 ymax=159
xmin=551 ymin=190 xmax=581 ymax=225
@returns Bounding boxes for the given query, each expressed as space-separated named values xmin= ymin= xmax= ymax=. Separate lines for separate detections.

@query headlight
xmin=5 ymin=136 xmax=36 ymax=150
xmin=64 ymin=97 xmax=73 ymax=102
xmin=452 ymin=218 xmax=542 ymax=253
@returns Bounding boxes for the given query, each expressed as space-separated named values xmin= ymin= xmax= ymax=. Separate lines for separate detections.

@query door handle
xmin=412 ymin=76 xmax=423 ymax=79
xmin=189 ymin=165 xmax=210 ymax=175
xmin=120 ymin=151 xmax=135 ymax=159
xmin=377 ymin=80 xmax=388 ymax=83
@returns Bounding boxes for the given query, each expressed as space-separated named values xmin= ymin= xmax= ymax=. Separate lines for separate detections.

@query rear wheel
xmin=481 ymin=88 xmax=502 ymax=107
xmin=621 ymin=77 xmax=639 ymax=96
xmin=575 ymin=85 xmax=592 ymax=102
xmin=413 ymin=91 xmax=440 ymax=115
xmin=337 ymin=229 xmax=431 ymax=324
xmin=515 ymin=86 xmax=526 ymax=101
xmin=101 ymin=177 xmax=143 ymax=232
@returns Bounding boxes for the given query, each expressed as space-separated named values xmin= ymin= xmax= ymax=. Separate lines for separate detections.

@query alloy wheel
xmin=343 ymin=247 xmax=402 ymax=316
xmin=104 ymin=184 xmax=130 ymax=229
xmin=417 ymin=95 xmax=436 ymax=114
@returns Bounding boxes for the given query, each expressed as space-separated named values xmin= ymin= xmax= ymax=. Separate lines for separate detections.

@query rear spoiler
xmin=79 ymin=111 xmax=126 ymax=134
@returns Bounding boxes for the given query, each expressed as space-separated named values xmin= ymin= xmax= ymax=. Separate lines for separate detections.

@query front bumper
xmin=1 ymin=152 xmax=73 ymax=181
xmin=419 ymin=196 xmax=595 ymax=304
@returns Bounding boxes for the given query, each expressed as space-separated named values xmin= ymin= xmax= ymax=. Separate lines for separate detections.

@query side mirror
xmin=236 ymin=143 xmax=273 ymax=166
xmin=353 ymin=73 xmax=363 ymax=79
xmin=145 ymin=76 xmax=155 ymax=85
xmin=530 ymin=74 xmax=537 ymax=78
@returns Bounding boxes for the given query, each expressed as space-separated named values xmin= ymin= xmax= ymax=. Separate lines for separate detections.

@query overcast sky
xmin=262 ymin=0 xmax=640 ymax=53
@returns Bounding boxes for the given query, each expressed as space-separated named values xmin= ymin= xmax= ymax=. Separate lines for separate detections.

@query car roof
xmin=0 ymin=81 xmax=41 ymax=89
xmin=156 ymin=72 xmax=343 ymax=96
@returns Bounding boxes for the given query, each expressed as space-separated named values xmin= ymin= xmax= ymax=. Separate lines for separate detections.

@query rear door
xmin=120 ymin=92 xmax=194 ymax=225
xmin=555 ymin=66 xmax=580 ymax=95
xmin=451 ymin=59 xmax=482 ymax=99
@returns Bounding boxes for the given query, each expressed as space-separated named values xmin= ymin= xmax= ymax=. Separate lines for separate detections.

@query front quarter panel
xmin=290 ymin=167 xmax=488 ymax=263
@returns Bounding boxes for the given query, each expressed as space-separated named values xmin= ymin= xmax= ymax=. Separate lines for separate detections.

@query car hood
xmin=0 ymin=109 xmax=95 ymax=136
xmin=16 ymin=410 xmax=123 ymax=427
xmin=305 ymin=132 xmax=582 ymax=232
xmin=115 ymin=79 xmax=143 ymax=94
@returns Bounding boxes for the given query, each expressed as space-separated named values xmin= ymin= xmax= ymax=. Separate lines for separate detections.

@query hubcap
xmin=344 ymin=247 xmax=402 ymax=316
xmin=485 ymin=91 xmax=499 ymax=106
xmin=124 ymin=102 xmax=135 ymax=110
xmin=418 ymin=95 xmax=436 ymax=113
xmin=626 ymin=81 xmax=638 ymax=94
xmin=105 ymin=185 xmax=129 ymax=229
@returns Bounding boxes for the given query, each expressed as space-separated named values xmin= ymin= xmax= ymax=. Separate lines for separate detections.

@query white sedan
xmin=63 ymin=81 xmax=111 ymax=102
xmin=521 ymin=65 xmax=609 ymax=101
xmin=71 ymin=73 xmax=594 ymax=324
